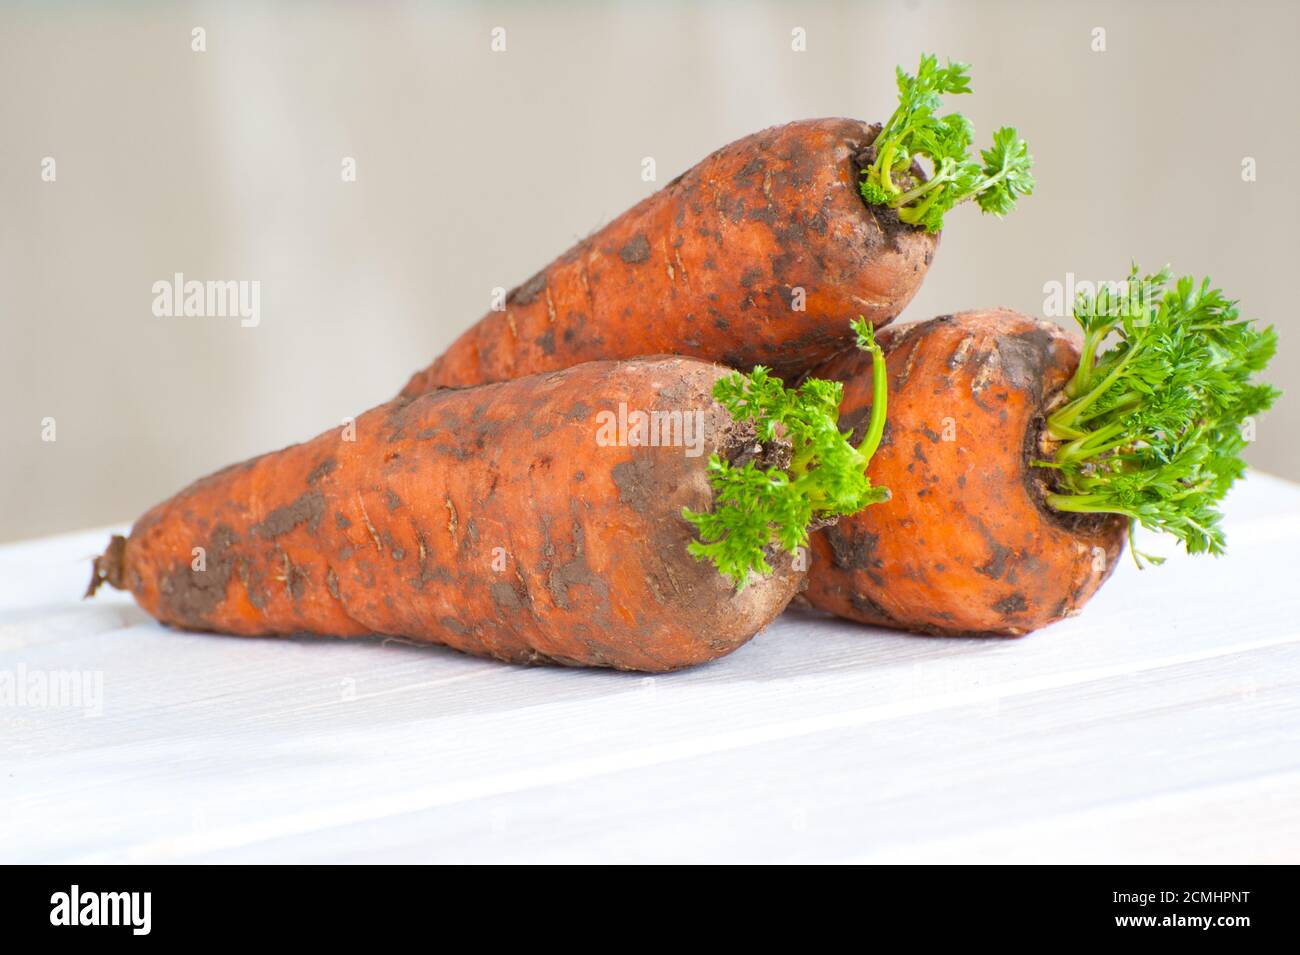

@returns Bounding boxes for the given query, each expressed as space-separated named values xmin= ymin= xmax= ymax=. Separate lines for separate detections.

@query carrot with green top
xmin=805 ymin=269 xmax=1278 ymax=635
xmin=90 ymin=331 xmax=891 ymax=671
xmin=401 ymin=54 xmax=1031 ymax=396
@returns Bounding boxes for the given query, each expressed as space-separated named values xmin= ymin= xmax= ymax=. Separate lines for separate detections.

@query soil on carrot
xmin=718 ymin=418 xmax=837 ymax=538
xmin=1022 ymin=403 xmax=1124 ymax=538
xmin=851 ymin=127 xmax=928 ymax=252
xmin=720 ymin=418 xmax=792 ymax=473
xmin=974 ymin=328 xmax=1122 ymax=540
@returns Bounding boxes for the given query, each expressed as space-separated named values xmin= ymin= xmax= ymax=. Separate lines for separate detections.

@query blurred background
xmin=2 ymin=0 xmax=1297 ymax=543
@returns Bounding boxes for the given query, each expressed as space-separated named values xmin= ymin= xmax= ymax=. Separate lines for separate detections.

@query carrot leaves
xmin=1037 ymin=266 xmax=1279 ymax=564
xmin=684 ymin=320 xmax=890 ymax=589
xmin=860 ymin=54 xmax=1034 ymax=233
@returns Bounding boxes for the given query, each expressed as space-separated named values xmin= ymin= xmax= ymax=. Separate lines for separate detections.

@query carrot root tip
xmin=85 ymin=534 xmax=127 ymax=598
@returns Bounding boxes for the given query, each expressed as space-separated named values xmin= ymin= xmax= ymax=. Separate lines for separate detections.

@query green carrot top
xmin=859 ymin=53 xmax=1035 ymax=233
xmin=1037 ymin=266 xmax=1279 ymax=565
xmin=685 ymin=319 xmax=889 ymax=588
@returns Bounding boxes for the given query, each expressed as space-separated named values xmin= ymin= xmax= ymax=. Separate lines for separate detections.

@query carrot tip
xmin=85 ymin=534 xmax=127 ymax=598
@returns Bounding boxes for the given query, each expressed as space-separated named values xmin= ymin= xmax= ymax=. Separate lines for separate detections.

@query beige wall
xmin=2 ymin=0 xmax=1297 ymax=542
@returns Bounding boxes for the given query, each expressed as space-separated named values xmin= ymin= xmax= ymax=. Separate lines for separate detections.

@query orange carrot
xmin=805 ymin=275 xmax=1277 ymax=636
xmin=401 ymin=54 xmax=1035 ymax=397
xmin=400 ymin=117 xmax=937 ymax=395
xmin=89 ymin=348 xmax=892 ymax=671
xmin=805 ymin=311 xmax=1126 ymax=634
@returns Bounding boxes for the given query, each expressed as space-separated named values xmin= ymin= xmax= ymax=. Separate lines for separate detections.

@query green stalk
xmin=856 ymin=333 xmax=889 ymax=461
xmin=875 ymin=143 xmax=900 ymax=196
xmin=1044 ymin=493 xmax=1133 ymax=515
xmin=857 ymin=54 xmax=1034 ymax=232
xmin=1046 ymin=344 xmax=1143 ymax=438
xmin=1064 ymin=326 xmax=1108 ymax=399
xmin=1033 ymin=265 xmax=1279 ymax=562
xmin=893 ymin=175 xmax=946 ymax=209
xmin=682 ymin=319 xmax=892 ymax=588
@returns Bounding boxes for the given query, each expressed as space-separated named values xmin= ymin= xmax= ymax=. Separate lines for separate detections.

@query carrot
xmin=804 ymin=272 xmax=1277 ymax=635
xmin=805 ymin=310 xmax=1123 ymax=634
xmin=399 ymin=54 xmax=1030 ymax=396
xmin=89 ymin=345 xmax=890 ymax=671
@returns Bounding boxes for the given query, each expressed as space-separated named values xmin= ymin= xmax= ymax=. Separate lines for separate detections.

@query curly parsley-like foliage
xmin=859 ymin=54 xmax=1034 ymax=233
xmin=1037 ymin=266 xmax=1279 ymax=565
xmin=684 ymin=319 xmax=890 ymax=588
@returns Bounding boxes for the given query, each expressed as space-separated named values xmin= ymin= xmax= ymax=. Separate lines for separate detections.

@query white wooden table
xmin=2 ymin=473 xmax=1298 ymax=864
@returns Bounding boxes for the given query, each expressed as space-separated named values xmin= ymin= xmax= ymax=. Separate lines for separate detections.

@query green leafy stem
xmin=684 ymin=319 xmax=890 ymax=589
xmin=859 ymin=53 xmax=1035 ymax=233
xmin=1034 ymin=265 xmax=1279 ymax=565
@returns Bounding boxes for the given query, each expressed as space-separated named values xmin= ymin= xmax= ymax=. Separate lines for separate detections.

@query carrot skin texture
xmin=109 ymin=358 xmax=801 ymax=671
xmin=805 ymin=310 xmax=1127 ymax=636
xmin=401 ymin=119 xmax=938 ymax=395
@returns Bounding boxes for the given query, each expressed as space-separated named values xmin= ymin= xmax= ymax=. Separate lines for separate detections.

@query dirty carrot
xmin=857 ymin=54 xmax=1034 ymax=233
xmin=804 ymin=271 xmax=1277 ymax=635
xmin=400 ymin=54 xmax=1030 ymax=396
xmin=90 ymin=343 xmax=889 ymax=672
